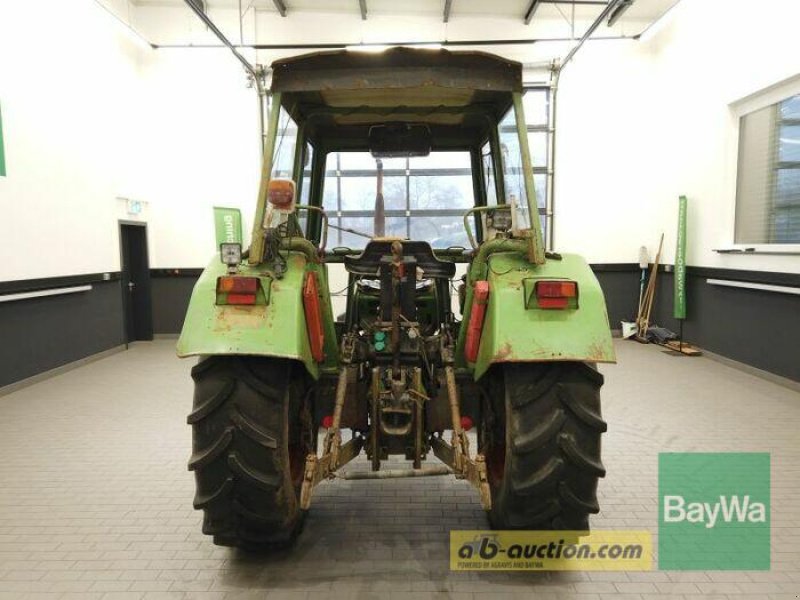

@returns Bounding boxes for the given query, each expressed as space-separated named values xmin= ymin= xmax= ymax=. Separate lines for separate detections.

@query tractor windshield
xmin=322 ymin=151 xmax=474 ymax=250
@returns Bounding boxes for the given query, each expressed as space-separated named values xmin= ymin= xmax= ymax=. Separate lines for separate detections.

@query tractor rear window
xmin=322 ymin=151 xmax=473 ymax=250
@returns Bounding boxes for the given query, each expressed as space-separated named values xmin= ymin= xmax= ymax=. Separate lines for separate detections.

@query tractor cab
xmin=248 ymin=48 xmax=546 ymax=353
xmin=251 ymin=47 xmax=544 ymax=266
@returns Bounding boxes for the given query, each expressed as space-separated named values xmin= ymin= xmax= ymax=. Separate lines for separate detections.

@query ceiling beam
xmin=443 ymin=0 xmax=453 ymax=23
xmin=607 ymin=0 xmax=633 ymax=26
xmin=186 ymin=0 xmax=206 ymax=14
xmin=541 ymin=0 xmax=608 ymax=4
xmin=181 ymin=0 xmax=258 ymax=79
xmin=272 ymin=0 xmax=287 ymax=17
xmin=154 ymin=35 xmax=636 ymax=50
xmin=359 ymin=0 xmax=367 ymax=20
xmin=526 ymin=0 xmax=611 ymax=23
xmin=560 ymin=0 xmax=624 ymax=71
xmin=523 ymin=0 xmax=541 ymax=24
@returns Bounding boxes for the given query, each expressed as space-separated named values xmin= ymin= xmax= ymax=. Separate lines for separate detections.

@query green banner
xmin=673 ymin=195 xmax=687 ymax=319
xmin=0 ymin=101 xmax=6 ymax=177
xmin=213 ymin=207 xmax=242 ymax=246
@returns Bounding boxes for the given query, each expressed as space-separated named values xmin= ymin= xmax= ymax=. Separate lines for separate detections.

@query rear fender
xmin=176 ymin=254 xmax=339 ymax=379
xmin=457 ymin=252 xmax=615 ymax=380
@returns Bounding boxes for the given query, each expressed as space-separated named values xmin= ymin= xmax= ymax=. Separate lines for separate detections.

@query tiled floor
xmin=0 ymin=340 xmax=798 ymax=599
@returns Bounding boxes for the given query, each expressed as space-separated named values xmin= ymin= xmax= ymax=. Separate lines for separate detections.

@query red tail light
xmin=464 ymin=280 xmax=489 ymax=363
xmin=535 ymin=280 xmax=577 ymax=309
xmin=216 ymin=276 xmax=259 ymax=305
xmin=218 ymin=276 xmax=258 ymax=293
xmin=303 ymin=271 xmax=325 ymax=363
xmin=225 ymin=293 xmax=257 ymax=305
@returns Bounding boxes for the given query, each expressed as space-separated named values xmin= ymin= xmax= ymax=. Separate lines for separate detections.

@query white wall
xmin=0 ymin=0 xmax=145 ymax=281
xmin=136 ymin=48 xmax=261 ymax=268
xmin=0 ymin=1 xmax=263 ymax=280
xmin=555 ymin=0 xmax=800 ymax=273
xmin=2 ymin=0 xmax=797 ymax=284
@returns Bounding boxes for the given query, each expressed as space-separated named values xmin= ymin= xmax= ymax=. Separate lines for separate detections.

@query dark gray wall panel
xmin=593 ymin=269 xmax=641 ymax=328
xmin=151 ymin=276 xmax=197 ymax=335
xmin=3 ymin=264 xmax=797 ymax=389
xmin=0 ymin=281 xmax=125 ymax=388
xmin=649 ymin=272 xmax=800 ymax=382
xmin=591 ymin=265 xmax=800 ymax=382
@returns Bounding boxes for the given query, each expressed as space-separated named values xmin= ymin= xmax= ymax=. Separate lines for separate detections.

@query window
xmin=322 ymin=151 xmax=473 ymax=249
xmin=481 ymin=142 xmax=497 ymax=206
xmin=500 ymin=88 xmax=550 ymax=240
xmin=316 ymin=89 xmax=550 ymax=250
xmin=271 ymin=106 xmax=299 ymax=179
xmin=735 ymin=93 xmax=800 ymax=244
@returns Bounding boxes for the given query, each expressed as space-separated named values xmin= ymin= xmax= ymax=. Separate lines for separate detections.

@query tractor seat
xmin=344 ymin=240 xmax=456 ymax=279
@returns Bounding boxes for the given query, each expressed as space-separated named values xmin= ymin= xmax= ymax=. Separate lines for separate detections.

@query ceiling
xmin=107 ymin=0 xmax=682 ymax=71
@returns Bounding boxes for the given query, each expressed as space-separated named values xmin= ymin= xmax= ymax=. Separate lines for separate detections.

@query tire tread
xmin=487 ymin=362 xmax=606 ymax=531
xmin=188 ymin=356 xmax=306 ymax=549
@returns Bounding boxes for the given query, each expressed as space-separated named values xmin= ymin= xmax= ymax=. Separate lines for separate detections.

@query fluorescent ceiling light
xmin=345 ymin=44 xmax=390 ymax=53
xmin=408 ymin=43 xmax=444 ymax=50
xmin=345 ymin=43 xmax=443 ymax=53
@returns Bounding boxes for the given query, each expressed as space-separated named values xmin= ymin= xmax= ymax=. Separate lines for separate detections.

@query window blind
xmin=735 ymin=94 xmax=800 ymax=244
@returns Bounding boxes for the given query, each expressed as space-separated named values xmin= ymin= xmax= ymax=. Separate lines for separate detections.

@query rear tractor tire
xmin=187 ymin=356 xmax=315 ymax=549
xmin=482 ymin=362 xmax=607 ymax=531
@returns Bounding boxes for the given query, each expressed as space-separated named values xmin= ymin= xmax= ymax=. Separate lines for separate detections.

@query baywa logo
xmin=659 ymin=453 xmax=770 ymax=570
xmin=663 ymin=494 xmax=766 ymax=528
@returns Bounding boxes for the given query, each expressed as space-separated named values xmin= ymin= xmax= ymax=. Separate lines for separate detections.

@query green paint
xmin=177 ymin=253 xmax=340 ymax=379
xmin=659 ymin=453 xmax=770 ymax=570
xmin=0 ymin=101 xmax=6 ymax=177
xmin=457 ymin=251 xmax=616 ymax=380
xmin=181 ymin=78 xmax=614 ymax=383
xmin=674 ymin=195 xmax=688 ymax=319
xmin=213 ymin=206 xmax=243 ymax=246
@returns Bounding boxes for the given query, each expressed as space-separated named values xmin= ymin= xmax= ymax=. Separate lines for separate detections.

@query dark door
xmin=120 ymin=223 xmax=153 ymax=342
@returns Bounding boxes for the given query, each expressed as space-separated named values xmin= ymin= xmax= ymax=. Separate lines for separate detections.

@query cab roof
xmin=270 ymin=47 xmax=522 ymax=150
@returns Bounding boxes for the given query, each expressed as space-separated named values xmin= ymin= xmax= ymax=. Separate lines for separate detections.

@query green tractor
xmin=178 ymin=48 xmax=614 ymax=549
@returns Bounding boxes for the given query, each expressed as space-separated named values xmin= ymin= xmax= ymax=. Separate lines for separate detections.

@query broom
xmin=636 ymin=234 xmax=664 ymax=342
xmin=637 ymin=245 xmax=649 ymax=317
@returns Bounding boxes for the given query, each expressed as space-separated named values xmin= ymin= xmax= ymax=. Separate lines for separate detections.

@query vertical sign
xmin=0 ymin=101 xmax=6 ymax=177
xmin=673 ymin=195 xmax=687 ymax=319
xmin=213 ymin=207 xmax=243 ymax=246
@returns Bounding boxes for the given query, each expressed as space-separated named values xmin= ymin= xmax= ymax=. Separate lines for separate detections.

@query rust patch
xmin=213 ymin=306 xmax=268 ymax=332
xmin=587 ymin=341 xmax=608 ymax=361
xmin=493 ymin=342 xmax=514 ymax=361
